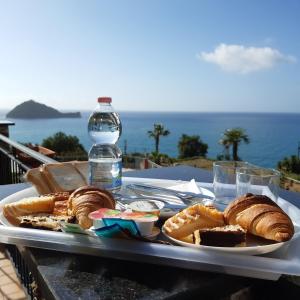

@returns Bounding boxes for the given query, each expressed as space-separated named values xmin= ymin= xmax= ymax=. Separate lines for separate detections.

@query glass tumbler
xmin=213 ymin=161 xmax=250 ymax=205
xmin=236 ymin=167 xmax=280 ymax=202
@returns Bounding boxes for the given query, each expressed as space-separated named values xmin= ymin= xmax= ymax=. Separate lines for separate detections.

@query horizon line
xmin=1 ymin=107 xmax=300 ymax=114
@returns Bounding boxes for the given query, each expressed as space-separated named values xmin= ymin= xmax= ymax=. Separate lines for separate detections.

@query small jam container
xmin=89 ymin=208 xmax=122 ymax=229
xmin=88 ymin=208 xmax=158 ymax=236
xmin=128 ymin=200 xmax=164 ymax=216
xmin=122 ymin=212 xmax=158 ymax=236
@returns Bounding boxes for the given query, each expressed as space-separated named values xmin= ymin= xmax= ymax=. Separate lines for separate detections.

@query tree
xmin=150 ymin=151 xmax=173 ymax=165
xmin=218 ymin=138 xmax=231 ymax=160
xmin=278 ymin=155 xmax=300 ymax=174
xmin=178 ymin=134 xmax=208 ymax=159
xmin=147 ymin=124 xmax=170 ymax=153
xmin=219 ymin=128 xmax=249 ymax=161
xmin=42 ymin=132 xmax=87 ymax=157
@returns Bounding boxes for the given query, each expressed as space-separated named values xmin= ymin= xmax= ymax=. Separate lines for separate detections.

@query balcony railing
xmin=0 ymin=133 xmax=161 ymax=185
xmin=0 ymin=133 xmax=57 ymax=185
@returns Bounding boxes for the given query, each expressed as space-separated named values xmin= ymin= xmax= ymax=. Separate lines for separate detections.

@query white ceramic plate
xmin=162 ymin=227 xmax=295 ymax=256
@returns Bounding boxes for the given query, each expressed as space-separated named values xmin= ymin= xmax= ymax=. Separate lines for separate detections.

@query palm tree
xmin=219 ymin=128 xmax=250 ymax=161
xmin=148 ymin=123 xmax=170 ymax=153
xmin=218 ymin=138 xmax=231 ymax=160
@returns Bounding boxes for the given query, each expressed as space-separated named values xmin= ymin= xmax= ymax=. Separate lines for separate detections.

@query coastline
xmin=1 ymin=111 xmax=300 ymax=169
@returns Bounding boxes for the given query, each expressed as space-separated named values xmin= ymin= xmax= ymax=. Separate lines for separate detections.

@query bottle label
xmin=89 ymin=160 xmax=122 ymax=190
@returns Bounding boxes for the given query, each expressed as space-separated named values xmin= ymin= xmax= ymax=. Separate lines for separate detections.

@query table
xmin=1 ymin=165 xmax=300 ymax=299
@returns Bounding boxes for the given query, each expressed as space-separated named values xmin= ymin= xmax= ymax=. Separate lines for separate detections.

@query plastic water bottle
xmin=88 ymin=97 xmax=122 ymax=191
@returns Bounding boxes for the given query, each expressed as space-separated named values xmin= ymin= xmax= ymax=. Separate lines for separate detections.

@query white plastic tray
xmin=0 ymin=177 xmax=300 ymax=281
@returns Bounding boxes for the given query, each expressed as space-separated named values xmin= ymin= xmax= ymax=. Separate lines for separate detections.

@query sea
xmin=1 ymin=110 xmax=300 ymax=169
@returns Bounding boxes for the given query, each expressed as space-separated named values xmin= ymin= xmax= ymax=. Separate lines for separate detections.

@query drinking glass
xmin=213 ymin=161 xmax=250 ymax=206
xmin=236 ymin=167 xmax=280 ymax=202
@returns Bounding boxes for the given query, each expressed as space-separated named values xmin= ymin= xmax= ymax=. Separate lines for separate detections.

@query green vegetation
xmin=278 ymin=155 xmax=300 ymax=174
xmin=149 ymin=151 xmax=174 ymax=165
xmin=178 ymin=134 xmax=208 ymax=159
xmin=147 ymin=123 xmax=170 ymax=153
xmin=219 ymin=128 xmax=250 ymax=161
xmin=42 ymin=131 xmax=87 ymax=161
xmin=277 ymin=156 xmax=300 ymax=192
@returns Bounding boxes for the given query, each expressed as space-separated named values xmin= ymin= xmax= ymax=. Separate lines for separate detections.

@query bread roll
xmin=3 ymin=196 xmax=55 ymax=225
xmin=224 ymin=193 xmax=294 ymax=242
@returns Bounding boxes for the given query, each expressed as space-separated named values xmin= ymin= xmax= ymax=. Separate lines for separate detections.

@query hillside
xmin=6 ymin=100 xmax=81 ymax=119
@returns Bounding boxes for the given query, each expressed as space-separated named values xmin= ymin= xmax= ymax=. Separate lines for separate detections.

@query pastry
xmin=3 ymin=196 xmax=55 ymax=225
xmin=18 ymin=214 xmax=75 ymax=231
xmin=163 ymin=204 xmax=224 ymax=239
xmin=224 ymin=193 xmax=294 ymax=242
xmin=45 ymin=192 xmax=70 ymax=216
xmin=53 ymin=200 xmax=68 ymax=216
xmin=45 ymin=192 xmax=70 ymax=201
xmin=194 ymin=225 xmax=246 ymax=247
xmin=68 ymin=186 xmax=115 ymax=229
xmin=178 ymin=234 xmax=194 ymax=244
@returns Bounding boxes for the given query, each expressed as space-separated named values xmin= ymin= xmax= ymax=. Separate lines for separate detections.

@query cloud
xmin=198 ymin=43 xmax=296 ymax=74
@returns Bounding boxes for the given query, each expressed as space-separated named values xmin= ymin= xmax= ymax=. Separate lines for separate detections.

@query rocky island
xmin=6 ymin=100 xmax=81 ymax=119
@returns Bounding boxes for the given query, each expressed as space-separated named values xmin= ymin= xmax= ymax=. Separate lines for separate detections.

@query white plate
xmin=162 ymin=228 xmax=292 ymax=256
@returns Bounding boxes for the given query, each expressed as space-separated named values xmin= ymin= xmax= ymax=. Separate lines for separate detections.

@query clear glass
xmin=88 ymin=102 xmax=122 ymax=144
xmin=236 ymin=167 xmax=280 ymax=202
xmin=213 ymin=161 xmax=250 ymax=206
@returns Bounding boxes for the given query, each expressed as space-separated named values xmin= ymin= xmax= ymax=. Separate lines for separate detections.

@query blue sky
xmin=0 ymin=0 xmax=299 ymax=112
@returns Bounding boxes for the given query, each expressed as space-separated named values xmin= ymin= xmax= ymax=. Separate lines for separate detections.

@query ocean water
xmin=1 ymin=110 xmax=300 ymax=168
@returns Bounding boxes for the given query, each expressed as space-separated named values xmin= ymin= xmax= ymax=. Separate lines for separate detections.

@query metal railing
xmin=5 ymin=245 xmax=35 ymax=300
xmin=0 ymin=133 xmax=56 ymax=185
xmin=0 ymin=147 xmax=28 ymax=184
xmin=0 ymin=133 xmax=161 ymax=185
xmin=0 ymin=134 xmax=56 ymax=298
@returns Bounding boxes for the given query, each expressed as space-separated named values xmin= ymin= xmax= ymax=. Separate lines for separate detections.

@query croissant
xmin=68 ymin=186 xmax=115 ymax=229
xmin=224 ymin=193 xmax=294 ymax=242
